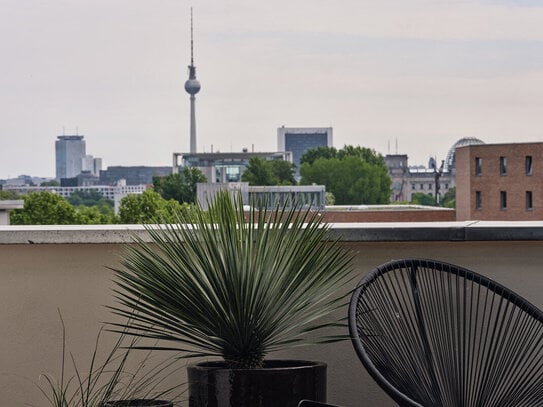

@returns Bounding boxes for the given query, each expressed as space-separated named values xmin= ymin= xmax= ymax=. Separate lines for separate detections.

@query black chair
xmin=348 ymin=258 xmax=543 ymax=407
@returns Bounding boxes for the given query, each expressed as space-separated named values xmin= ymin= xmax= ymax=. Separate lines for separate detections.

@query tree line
xmin=1 ymin=145 xmax=455 ymax=224
xmin=241 ymin=145 xmax=391 ymax=205
xmin=3 ymin=167 xmax=206 ymax=225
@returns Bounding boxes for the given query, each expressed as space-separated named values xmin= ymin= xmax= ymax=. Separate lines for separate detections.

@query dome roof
xmin=185 ymin=79 xmax=201 ymax=95
xmin=445 ymin=137 xmax=485 ymax=171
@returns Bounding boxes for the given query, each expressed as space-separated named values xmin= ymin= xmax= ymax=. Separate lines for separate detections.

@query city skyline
xmin=2 ymin=0 xmax=543 ymax=179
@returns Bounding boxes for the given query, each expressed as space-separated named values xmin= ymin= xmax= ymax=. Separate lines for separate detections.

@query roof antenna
xmin=190 ymin=7 xmax=194 ymax=67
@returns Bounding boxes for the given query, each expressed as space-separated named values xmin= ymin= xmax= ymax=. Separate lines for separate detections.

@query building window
xmin=411 ymin=183 xmax=416 ymax=190
xmin=500 ymin=191 xmax=507 ymax=210
xmin=420 ymin=184 xmax=424 ymax=190
xmin=444 ymin=183 xmax=449 ymax=189
xmin=428 ymin=184 xmax=432 ymax=190
xmin=526 ymin=191 xmax=533 ymax=211
xmin=526 ymin=156 xmax=533 ymax=175
xmin=475 ymin=157 xmax=482 ymax=175
xmin=475 ymin=191 xmax=482 ymax=210
xmin=500 ymin=156 xmax=507 ymax=175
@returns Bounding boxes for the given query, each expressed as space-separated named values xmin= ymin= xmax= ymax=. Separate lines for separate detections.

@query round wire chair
xmin=348 ymin=259 xmax=543 ymax=407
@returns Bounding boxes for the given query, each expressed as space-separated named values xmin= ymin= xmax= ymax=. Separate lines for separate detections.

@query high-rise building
xmin=55 ymin=135 xmax=86 ymax=180
xmin=82 ymin=155 xmax=102 ymax=177
xmin=277 ymin=127 xmax=333 ymax=179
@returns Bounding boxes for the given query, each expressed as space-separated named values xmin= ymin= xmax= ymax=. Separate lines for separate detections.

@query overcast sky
xmin=2 ymin=0 xmax=543 ymax=179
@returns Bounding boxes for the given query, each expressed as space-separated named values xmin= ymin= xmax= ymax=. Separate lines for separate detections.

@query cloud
xmin=201 ymin=0 xmax=543 ymax=41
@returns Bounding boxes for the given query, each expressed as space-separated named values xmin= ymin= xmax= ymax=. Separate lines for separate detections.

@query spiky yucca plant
xmin=110 ymin=191 xmax=354 ymax=369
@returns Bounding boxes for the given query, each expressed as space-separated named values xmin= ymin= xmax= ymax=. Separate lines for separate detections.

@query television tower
xmin=184 ymin=7 xmax=201 ymax=154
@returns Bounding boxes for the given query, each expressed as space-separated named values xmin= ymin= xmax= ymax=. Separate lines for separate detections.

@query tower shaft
xmin=190 ymin=95 xmax=197 ymax=154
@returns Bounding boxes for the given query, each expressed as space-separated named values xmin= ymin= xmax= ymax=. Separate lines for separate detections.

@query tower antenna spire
xmin=190 ymin=7 xmax=194 ymax=66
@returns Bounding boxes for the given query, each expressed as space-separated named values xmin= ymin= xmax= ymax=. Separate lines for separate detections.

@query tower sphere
xmin=185 ymin=78 xmax=201 ymax=95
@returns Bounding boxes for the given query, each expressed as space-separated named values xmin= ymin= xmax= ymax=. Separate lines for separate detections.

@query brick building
xmin=456 ymin=142 xmax=543 ymax=220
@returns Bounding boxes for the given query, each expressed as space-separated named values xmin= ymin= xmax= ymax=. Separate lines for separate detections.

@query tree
xmin=67 ymin=190 xmax=113 ymax=209
xmin=241 ymin=157 xmax=276 ymax=186
xmin=118 ymin=190 xmax=193 ymax=224
xmin=410 ymin=192 xmax=436 ymax=206
xmin=300 ymin=146 xmax=391 ymax=205
xmin=241 ymin=157 xmax=296 ymax=186
xmin=300 ymin=146 xmax=338 ymax=166
xmin=75 ymin=205 xmax=117 ymax=224
xmin=153 ymin=168 xmax=207 ymax=204
xmin=10 ymin=192 xmax=78 ymax=225
xmin=441 ymin=187 xmax=456 ymax=208
xmin=0 ymin=190 xmax=20 ymax=200
xmin=270 ymin=159 xmax=296 ymax=185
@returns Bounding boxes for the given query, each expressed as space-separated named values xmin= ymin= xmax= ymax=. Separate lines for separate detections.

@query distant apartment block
xmin=277 ymin=127 xmax=333 ymax=179
xmin=61 ymin=172 xmax=100 ymax=187
xmin=3 ymin=184 xmax=147 ymax=201
xmin=3 ymin=183 xmax=148 ymax=214
xmin=99 ymin=166 xmax=172 ymax=186
xmin=55 ymin=135 xmax=86 ymax=180
xmin=456 ymin=142 xmax=543 ymax=220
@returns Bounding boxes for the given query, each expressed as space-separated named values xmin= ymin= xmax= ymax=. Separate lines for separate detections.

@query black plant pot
xmin=188 ymin=359 xmax=327 ymax=407
xmin=101 ymin=400 xmax=173 ymax=407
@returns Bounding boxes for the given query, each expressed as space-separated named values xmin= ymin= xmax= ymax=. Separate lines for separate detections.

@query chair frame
xmin=348 ymin=258 xmax=543 ymax=407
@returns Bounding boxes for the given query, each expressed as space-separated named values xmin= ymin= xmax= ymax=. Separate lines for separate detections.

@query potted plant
xmin=110 ymin=191 xmax=354 ymax=407
xmin=36 ymin=313 xmax=184 ymax=407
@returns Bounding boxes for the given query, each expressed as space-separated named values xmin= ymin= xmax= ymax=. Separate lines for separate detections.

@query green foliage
xmin=0 ymin=190 xmax=20 ymax=200
xmin=441 ymin=187 xmax=456 ymax=208
xmin=67 ymin=190 xmax=113 ymax=209
xmin=75 ymin=206 xmax=117 ymax=225
xmin=300 ymin=146 xmax=338 ymax=166
xmin=410 ymin=192 xmax=437 ymax=206
xmin=110 ymin=191 xmax=354 ymax=369
xmin=270 ymin=159 xmax=296 ymax=185
xmin=153 ymin=168 xmax=207 ymax=204
xmin=9 ymin=191 xmax=117 ymax=225
xmin=37 ymin=313 xmax=184 ymax=407
xmin=300 ymin=146 xmax=391 ymax=205
xmin=325 ymin=192 xmax=335 ymax=206
xmin=118 ymin=190 xmax=193 ymax=224
xmin=241 ymin=157 xmax=276 ymax=186
xmin=241 ymin=157 xmax=296 ymax=186
xmin=68 ymin=191 xmax=116 ymax=223
xmin=300 ymin=145 xmax=388 ymax=167
xmin=11 ymin=192 xmax=78 ymax=225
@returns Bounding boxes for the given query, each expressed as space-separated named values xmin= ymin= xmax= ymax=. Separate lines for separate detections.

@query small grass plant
xmin=35 ymin=312 xmax=185 ymax=407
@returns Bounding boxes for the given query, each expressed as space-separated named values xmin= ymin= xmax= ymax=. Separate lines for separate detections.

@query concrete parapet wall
xmin=1 ymin=224 xmax=542 ymax=406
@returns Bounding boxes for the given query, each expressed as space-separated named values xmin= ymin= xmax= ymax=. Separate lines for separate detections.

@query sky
xmin=2 ymin=0 xmax=543 ymax=179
